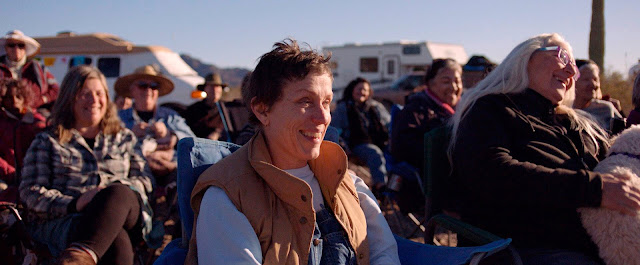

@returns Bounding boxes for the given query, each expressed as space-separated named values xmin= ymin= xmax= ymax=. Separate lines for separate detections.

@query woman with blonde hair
xmin=19 ymin=65 xmax=155 ymax=265
xmin=448 ymin=33 xmax=640 ymax=264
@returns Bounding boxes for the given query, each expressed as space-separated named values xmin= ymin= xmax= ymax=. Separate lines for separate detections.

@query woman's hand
xmin=601 ymin=172 xmax=640 ymax=215
xmin=76 ymin=187 xmax=103 ymax=212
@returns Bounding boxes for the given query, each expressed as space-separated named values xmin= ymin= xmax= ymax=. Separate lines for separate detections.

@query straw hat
xmin=196 ymin=73 xmax=228 ymax=91
xmin=114 ymin=65 xmax=174 ymax=97
xmin=0 ymin=30 xmax=41 ymax=58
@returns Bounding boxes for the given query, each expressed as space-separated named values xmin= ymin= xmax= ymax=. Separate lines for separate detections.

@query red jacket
xmin=0 ymin=109 xmax=45 ymax=184
xmin=0 ymin=55 xmax=60 ymax=109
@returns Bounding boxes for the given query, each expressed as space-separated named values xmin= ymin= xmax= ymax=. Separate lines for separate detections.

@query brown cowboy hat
xmin=196 ymin=73 xmax=228 ymax=91
xmin=114 ymin=65 xmax=174 ymax=97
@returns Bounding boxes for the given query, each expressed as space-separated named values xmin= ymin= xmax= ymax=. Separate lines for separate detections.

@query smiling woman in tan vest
xmin=186 ymin=39 xmax=400 ymax=265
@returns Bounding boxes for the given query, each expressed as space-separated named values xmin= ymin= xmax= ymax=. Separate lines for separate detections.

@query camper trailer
xmin=323 ymin=41 xmax=468 ymax=100
xmin=33 ymin=32 xmax=204 ymax=106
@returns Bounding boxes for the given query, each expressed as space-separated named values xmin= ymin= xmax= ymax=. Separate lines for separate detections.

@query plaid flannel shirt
xmin=19 ymin=128 xmax=154 ymax=222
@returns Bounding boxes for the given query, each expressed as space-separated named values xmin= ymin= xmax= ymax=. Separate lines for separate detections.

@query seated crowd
xmin=1 ymin=28 xmax=640 ymax=265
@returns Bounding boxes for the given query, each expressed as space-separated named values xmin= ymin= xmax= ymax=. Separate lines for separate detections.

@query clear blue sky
xmin=2 ymin=1 xmax=638 ymax=77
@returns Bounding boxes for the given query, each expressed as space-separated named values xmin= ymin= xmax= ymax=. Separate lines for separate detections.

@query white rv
xmin=33 ymin=32 xmax=204 ymax=106
xmin=323 ymin=41 xmax=468 ymax=98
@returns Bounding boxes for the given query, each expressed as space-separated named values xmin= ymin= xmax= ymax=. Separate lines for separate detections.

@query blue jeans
xmin=352 ymin=143 xmax=387 ymax=185
xmin=27 ymin=214 xmax=81 ymax=258
xmin=308 ymin=207 xmax=357 ymax=265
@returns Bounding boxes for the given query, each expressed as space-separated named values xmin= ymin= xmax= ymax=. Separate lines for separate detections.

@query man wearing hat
xmin=183 ymin=72 xmax=233 ymax=141
xmin=116 ymin=64 xmax=195 ymax=179
xmin=0 ymin=30 xmax=59 ymax=110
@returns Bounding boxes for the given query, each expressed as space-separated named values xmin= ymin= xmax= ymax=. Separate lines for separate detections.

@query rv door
xmin=382 ymin=55 xmax=400 ymax=82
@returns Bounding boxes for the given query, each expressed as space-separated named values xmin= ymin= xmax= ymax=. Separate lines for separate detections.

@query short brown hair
xmin=49 ymin=65 xmax=122 ymax=144
xmin=243 ymin=38 xmax=332 ymax=124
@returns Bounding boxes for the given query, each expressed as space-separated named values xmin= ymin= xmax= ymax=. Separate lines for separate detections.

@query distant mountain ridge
xmin=181 ymin=54 xmax=251 ymax=88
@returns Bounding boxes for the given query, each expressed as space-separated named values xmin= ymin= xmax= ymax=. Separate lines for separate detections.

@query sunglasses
xmin=5 ymin=43 xmax=26 ymax=49
xmin=536 ymin=46 xmax=580 ymax=81
xmin=135 ymin=81 xmax=159 ymax=90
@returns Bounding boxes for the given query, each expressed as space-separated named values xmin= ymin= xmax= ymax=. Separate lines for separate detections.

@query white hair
xmin=448 ymin=33 xmax=608 ymax=160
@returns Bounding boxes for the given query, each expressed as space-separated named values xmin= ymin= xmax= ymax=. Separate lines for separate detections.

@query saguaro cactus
xmin=589 ymin=0 xmax=605 ymax=74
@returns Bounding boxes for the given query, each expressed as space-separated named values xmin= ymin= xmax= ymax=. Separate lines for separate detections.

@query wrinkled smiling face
xmin=254 ymin=73 xmax=333 ymax=169
xmin=73 ymin=78 xmax=107 ymax=129
xmin=527 ymin=41 xmax=578 ymax=104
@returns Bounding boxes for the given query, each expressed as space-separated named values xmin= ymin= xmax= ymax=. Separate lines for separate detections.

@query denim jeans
xmin=308 ymin=206 xmax=357 ymax=265
xmin=27 ymin=213 xmax=81 ymax=258
xmin=352 ymin=143 xmax=387 ymax=185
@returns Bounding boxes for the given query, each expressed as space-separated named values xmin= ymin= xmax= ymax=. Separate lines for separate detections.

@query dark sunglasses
xmin=135 ymin=81 xmax=159 ymax=90
xmin=5 ymin=43 xmax=26 ymax=49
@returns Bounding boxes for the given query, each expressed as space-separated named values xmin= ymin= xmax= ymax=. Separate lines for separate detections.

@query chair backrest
xmin=423 ymin=126 xmax=453 ymax=218
xmin=177 ymin=137 xmax=242 ymax=245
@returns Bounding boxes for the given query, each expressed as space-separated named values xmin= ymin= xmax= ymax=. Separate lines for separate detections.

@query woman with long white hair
xmin=448 ymin=33 xmax=640 ymax=264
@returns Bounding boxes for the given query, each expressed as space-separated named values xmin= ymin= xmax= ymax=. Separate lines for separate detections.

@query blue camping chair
xmin=395 ymin=234 xmax=514 ymax=265
xmin=154 ymin=128 xmax=340 ymax=265
xmin=154 ymin=130 xmax=519 ymax=264
xmin=153 ymin=138 xmax=241 ymax=265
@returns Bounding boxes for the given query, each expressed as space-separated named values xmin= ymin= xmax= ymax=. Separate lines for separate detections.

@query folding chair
xmin=154 ymin=128 xmax=339 ymax=265
xmin=153 ymin=138 xmax=241 ymax=265
xmin=420 ymin=126 xmax=523 ymax=263
xmin=382 ymin=104 xmax=427 ymax=238
xmin=395 ymin=234 xmax=514 ymax=265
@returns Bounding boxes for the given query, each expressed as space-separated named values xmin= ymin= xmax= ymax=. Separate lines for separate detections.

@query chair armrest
xmin=425 ymin=214 xmax=503 ymax=245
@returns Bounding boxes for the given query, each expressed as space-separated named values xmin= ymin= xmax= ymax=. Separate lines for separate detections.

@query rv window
xmin=360 ymin=57 xmax=378 ymax=73
xmin=387 ymin=60 xmax=395 ymax=75
xmin=69 ymin=56 xmax=92 ymax=68
xmin=98 ymin=57 xmax=121 ymax=78
xmin=402 ymin=45 xmax=421 ymax=55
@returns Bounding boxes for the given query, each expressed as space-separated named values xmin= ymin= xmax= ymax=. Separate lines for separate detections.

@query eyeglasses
xmin=536 ymin=46 xmax=580 ymax=81
xmin=5 ymin=43 xmax=26 ymax=49
xmin=135 ymin=81 xmax=159 ymax=90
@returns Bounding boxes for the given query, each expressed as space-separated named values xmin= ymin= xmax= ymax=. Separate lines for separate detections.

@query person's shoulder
xmin=369 ymin=99 xmax=386 ymax=109
xmin=472 ymin=93 xmax=513 ymax=109
xmin=405 ymin=91 xmax=428 ymax=104
xmin=32 ymin=129 xmax=56 ymax=145
xmin=118 ymin=107 xmax=133 ymax=117
xmin=186 ymin=100 xmax=207 ymax=111
xmin=590 ymin=99 xmax=616 ymax=110
xmin=332 ymin=101 xmax=348 ymax=113
xmin=402 ymin=92 xmax=430 ymax=111
xmin=158 ymin=105 xmax=178 ymax=114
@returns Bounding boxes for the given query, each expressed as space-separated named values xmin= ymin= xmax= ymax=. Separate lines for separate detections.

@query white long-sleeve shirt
xmin=196 ymin=165 xmax=400 ymax=264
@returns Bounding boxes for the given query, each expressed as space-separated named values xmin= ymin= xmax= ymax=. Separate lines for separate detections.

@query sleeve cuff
xmin=585 ymin=171 xmax=603 ymax=207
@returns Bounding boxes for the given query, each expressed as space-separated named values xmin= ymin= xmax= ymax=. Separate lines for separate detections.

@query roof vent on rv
xmin=56 ymin=31 xmax=76 ymax=37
